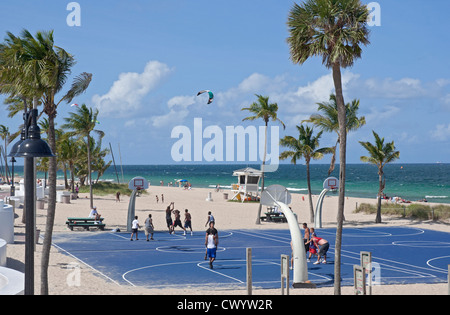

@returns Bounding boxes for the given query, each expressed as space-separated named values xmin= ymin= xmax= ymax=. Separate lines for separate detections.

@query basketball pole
xmin=261 ymin=185 xmax=315 ymax=288
xmin=127 ymin=189 xmax=137 ymax=232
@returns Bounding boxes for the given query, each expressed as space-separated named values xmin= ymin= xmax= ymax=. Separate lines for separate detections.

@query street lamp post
xmin=9 ymin=157 xmax=16 ymax=196
xmin=8 ymin=108 xmax=54 ymax=295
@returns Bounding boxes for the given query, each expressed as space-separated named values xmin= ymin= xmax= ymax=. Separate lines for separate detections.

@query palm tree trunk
xmin=332 ymin=62 xmax=347 ymax=295
xmin=256 ymin=122 xmax=268 ymax=225
xmin=306 ymin=160 xmax=314 ymax=223
xmin=70 ymin=164 xmax=75 ymax=193
xmin=376 ymin=173 xmax=383 ymax=223
xmin=87 ymin=133 xmax=93 ymax=209
xmin=3 ymin=139 xmax=10 ymax=184
xmin=40 ymin=114 xmax=57 ymax=295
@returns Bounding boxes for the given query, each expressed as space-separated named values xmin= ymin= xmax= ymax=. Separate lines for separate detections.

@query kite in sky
xmin=70 ymin=103 xmax=79 ymax=107
xmin=197 ymin=90 xmax=214 ymax=104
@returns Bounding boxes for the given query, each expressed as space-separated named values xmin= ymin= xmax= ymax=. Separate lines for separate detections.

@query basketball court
xmin=52 ymin=226 xmax=450 ymax=291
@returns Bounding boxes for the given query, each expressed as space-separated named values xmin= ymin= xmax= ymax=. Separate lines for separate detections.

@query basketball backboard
xmin=260 ymin=184 xmax=292 ymax=206
xmin=128 ymin=176 xmax=149 ymax=191
xmin=323 ymin=177 xmax=339 ymax=190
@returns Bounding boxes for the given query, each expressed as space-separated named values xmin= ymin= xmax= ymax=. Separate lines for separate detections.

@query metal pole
xmin=24 ymin=156 xmax=35 ymax=295
xmin=246 ymin=248 xmax=252 ymax=295
xmin=10 ymin=158 xmax=15 ymax=196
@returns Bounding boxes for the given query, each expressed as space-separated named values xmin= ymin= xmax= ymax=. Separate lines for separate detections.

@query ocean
xmin=8 ymin=163 xmax=450 ymax=204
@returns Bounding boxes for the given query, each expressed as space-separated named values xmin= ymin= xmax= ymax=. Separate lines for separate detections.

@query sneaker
xmin=183 ymin=231 xmax=186 ymax=236
xmin=307 ymin=259 xmax=311 ymax=263
xmin=191 ymin=231 xmax=193 ymax=236
xmin=322 ymin=260 xmax=327 ymax=264
xmin=313 ymin=261 xmax=320 ymax=265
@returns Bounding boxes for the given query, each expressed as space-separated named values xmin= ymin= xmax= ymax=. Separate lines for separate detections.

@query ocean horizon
xmin=9 ymin=162 xmax=447 ymax=204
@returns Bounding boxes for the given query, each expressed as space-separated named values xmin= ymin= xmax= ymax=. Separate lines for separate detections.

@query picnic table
xmin=261 ymin=207 xmax=287 ymax=223
xmin=66 ymin=217 xmax=106 ymax=231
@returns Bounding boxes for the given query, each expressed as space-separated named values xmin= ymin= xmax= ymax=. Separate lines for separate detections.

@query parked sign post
xmin=360 ymin=251 xmax=372 ymax=295
xmin=354 ymin=265 xmax=366 ymax=295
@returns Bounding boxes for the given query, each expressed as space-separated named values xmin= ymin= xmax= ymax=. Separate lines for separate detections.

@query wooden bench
xmin=66 ymin=217 xmax=106 ymax=231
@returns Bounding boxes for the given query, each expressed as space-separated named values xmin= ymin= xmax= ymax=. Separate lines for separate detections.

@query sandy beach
xmin=4 ymin=184 xmax=450 ymax=295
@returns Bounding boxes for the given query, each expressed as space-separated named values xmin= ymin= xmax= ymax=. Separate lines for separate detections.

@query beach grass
xmin=355 ymin=202 xmax=450 ymax=221
xmin=77 ymin=182 xmax=145 ymax=197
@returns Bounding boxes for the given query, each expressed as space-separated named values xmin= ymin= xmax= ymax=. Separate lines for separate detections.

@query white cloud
xmin=146 ymin=71 xmax=363 ymax=129
xmin=365 ymin=105 xmax=400 ymax=124
xmin=357 ymin=77 xmax=426 ymax=99
xmin=149 ymin=109 xmax=190 ymax=128
xmin=431 ymin=124 xmax=450 ymax=141
xmin=92 ymin=61 xmax=173 ymax=116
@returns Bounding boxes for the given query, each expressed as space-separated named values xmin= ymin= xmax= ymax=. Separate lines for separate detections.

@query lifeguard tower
xmin=230 ymin=167 xmax=262 ymax=202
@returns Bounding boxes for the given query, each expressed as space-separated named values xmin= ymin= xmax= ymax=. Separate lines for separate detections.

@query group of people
xmin=302 ymin=223 xmax=329 ymax=265
xmin=165 ymin=202 xmax=194 ymax=236
xmin=127 ymin=203 xmax=219 ymax=269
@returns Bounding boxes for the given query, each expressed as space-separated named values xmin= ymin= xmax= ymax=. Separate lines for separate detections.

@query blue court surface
xmin=52 ymin=226 xmax=450 ymax=290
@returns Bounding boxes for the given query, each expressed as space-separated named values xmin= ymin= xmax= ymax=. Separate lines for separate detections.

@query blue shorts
xmin=207 ymin=247 xmax=217 ymax=258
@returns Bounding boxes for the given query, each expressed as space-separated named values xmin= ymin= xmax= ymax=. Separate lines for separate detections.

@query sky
xmin=0 ymin=0 xmax=449 ymax=166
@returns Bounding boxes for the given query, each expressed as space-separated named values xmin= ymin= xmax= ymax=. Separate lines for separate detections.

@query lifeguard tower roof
xmin=232 ymin=167 xmax=262 ymax=176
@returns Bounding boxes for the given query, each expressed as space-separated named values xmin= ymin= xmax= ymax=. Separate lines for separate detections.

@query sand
xmin=4 ymin=184 xmax=450 ymax=295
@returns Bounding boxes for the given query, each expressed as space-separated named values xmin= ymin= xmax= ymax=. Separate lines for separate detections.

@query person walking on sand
xmin=205 ymin=211 xmax=215 ymax=227
xmin=184 ymin=209 xmax=193 ymax=236
xmin=144 ymin=214 xmax=154 ymax=241
xmin=116 ymin=191 xmax=121 ymax=202
xmin=130 ymin=216 xmax=140 ymax=241
xmin=205 ymin=221 xmax=219 ymax=269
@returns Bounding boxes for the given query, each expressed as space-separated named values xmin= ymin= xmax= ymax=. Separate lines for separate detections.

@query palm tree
xmin=63 ymin=104 xmax=104 ymax=209
xmin=242 ymin=94 xmax=285 ymax=224
xmin=58 ymin=135 xmax=80 ymax=193
xmin=0 ymin=125 xmax=10 ymax=183
xmin=287 ymin=0 xmax=370 ymax=295
xmin=280 ymin=124 xmax=333 ymax=222
xmin=304 ymin=94 xmax=366 ymax=175
xmin=0 ymin=29 xmax=92 ymax=294
xmin=359 ymin=131 xmax=400 ymax=223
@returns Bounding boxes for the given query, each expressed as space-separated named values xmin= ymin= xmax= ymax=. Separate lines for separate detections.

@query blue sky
xmin=1 ymin=0 xmax=449 ymax=165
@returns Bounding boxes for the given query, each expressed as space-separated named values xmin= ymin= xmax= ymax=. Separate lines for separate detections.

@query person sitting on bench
xmin=89 ymin=206 xmax=102 ymax=224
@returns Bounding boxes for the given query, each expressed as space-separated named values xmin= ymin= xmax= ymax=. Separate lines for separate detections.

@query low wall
xmin=0 ymin=201 xmax=14 ymax=244
xmin=0 ymin=239 xmax=6 ymax=267
xmin=0 ymin=238 xmax=24 ymax=295
xmin=0 ymin=267 xmax=24 ymax=295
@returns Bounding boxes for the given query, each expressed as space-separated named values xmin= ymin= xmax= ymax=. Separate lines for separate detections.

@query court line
xmin=197 ymin=261 xmax=244 ymax=284
xmin=122 ymin=261 xmax=206 ymax=286
xmin=51 ymin=241 xmax=122 ymax=287
xmin=426 ymin=255 xmax=450 ymax=273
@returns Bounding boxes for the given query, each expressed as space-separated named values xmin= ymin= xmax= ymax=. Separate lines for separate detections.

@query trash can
xmin=36 ymin=199 xmax=45 ymax=210
xmin=223 ymin=193 xmax=229 ymax=200
xmin=35 ymin=229 xmax=41 ymax=244
xmin=62 ymin=195 xmax=70 ymax=204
